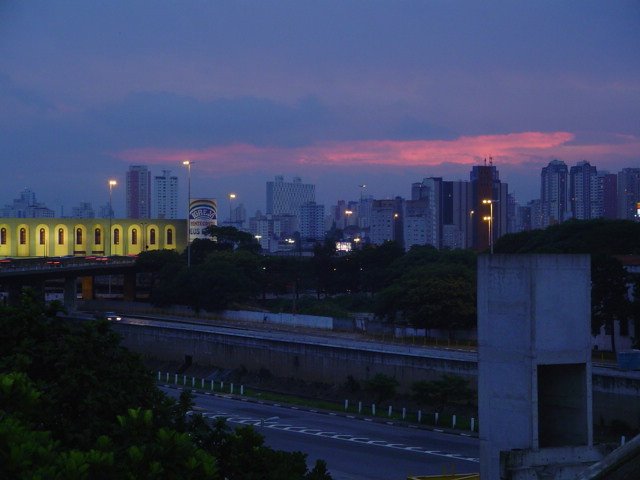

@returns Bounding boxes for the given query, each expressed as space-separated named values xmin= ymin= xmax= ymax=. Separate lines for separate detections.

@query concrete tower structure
xmin=478 ymin=254 xmax=600 ymax=479
xmin=126 ymin=165 xmax=151 ymax=219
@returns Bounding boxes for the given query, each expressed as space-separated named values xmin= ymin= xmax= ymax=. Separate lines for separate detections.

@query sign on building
xmin=189 ymin=199 xmax=217 ymax=242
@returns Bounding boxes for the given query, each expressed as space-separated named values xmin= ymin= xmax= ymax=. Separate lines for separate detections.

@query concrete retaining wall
xmin=113 ymin=322 xmax=476 ymax=391
xmin=112 ymin=321 xmax=640 ymax=428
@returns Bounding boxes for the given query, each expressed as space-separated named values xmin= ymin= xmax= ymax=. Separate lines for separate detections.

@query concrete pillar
xmin=63 ymin=276 xmax=77 ymax=311
xmin=123 ymin=272 xmax=136 ymax=301
xmin=81 ymin=276 xmax=94 ymax=300
xmin=478 ymin=254 xmax=593 ymax=479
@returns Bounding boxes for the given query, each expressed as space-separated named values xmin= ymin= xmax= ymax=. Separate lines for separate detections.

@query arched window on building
xmin=58 ymin=228 xmax=64 ymax=245
xmin=20 ymin=228 xmax=27 ymax=245
xmin=76 ymin=228 xmax=83 ymax=245
xmin=39 ymin=228 xmax=45 ymax=245
xmin=131 ymin=228 xmax=138 ymax=245
xmin=150 ymin=228 xmax=156 ymax=245
xmin=113 ymin=228 xmax=120 ymax=245
xmin=0 ymin=228 xmax=6 ymax=245
xmin=94 ymin=228 xmax=101 ymax=245
xmin=167 ymin=228 xmax=173 ymax=245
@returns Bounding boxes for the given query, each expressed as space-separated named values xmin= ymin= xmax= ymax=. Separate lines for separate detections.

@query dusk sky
xmin=1 ymin=1 xmax=639 ymax=218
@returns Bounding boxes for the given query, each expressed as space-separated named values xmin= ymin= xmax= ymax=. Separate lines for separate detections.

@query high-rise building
xmin=369 ymin=198 xmax=403 ymax=246
xmin=71 ymin=202 xmax=95 ymax=219
xmin=594 ymin=171 xmax=617 ymax=219
xmin=569 ymin=161 xmax=597 ymax=220
xmin=266 ymin=176 xmax=315 ymax=216
xmin=1 ymin=188 xmax=54 ymax=218
xmin=442 ymin=180 xmax=473 ymax=249
xmin=403 ymin=199 xmax=429 ymax=250
xmin=540 ymin=159 xmax=568 ymax=227
xmin=154 ymin=170 xmax=178 ymax=219
xmin=299 ymin=202 xmax=325 ymax=240
xmin=126 ymin=165 xmax=151 ymax=219
xmin=617 ymin=168 xmax=640 ymax=220
xmin=470 ymin=162 xmax=507 ymax=251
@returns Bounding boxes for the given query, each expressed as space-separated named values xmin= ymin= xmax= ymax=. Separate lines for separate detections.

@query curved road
xmin=161 ymin=386 xmax=479 ymax=480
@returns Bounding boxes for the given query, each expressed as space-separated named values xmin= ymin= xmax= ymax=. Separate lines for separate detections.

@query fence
xmin=157 ymin=371 xmax=478 ymax=434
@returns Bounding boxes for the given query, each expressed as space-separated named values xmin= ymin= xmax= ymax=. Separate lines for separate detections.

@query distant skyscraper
xmin=617 ymin=168 xmax=640 ymax=220
xmin=410 ymin=177 xmax=443 ymax=248
xmin=470 ymin=161 xmax=507 ymax=251
xmin=266 ymin=176 xmax=315 ymax=216
xmin=540 ymin=159 xmax=568 ymax=226
xmin=1 ymin=188 xmax=54 ymax=218
xmin=126 ymin=165 xmax=151 ymax=219
xmin=299 ymin=202 xmax=325 ymax=240
xmin=154 ymin=170 xmax=178 ymax=219
xmin=594 ymin=171 xmax=617 ymax=219
xmin=369 ymin=198 xmax=403 ymax=246
xmin=569 ymin=161 xmax=597 ymax=220
xmin=71 ymin=201 xmax=95 ymax=219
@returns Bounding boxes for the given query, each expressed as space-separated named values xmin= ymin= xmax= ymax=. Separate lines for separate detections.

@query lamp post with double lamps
xmin=108 ymin=180 xmax=117 ymax=256
xmin=482 ymin=199 xmax=494 ymax=254
xmin=182 ymin=161 xmax=192 ymax=267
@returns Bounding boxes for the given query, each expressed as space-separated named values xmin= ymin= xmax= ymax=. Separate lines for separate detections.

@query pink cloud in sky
xmin=116 ymin=131 xmax=639 ymax=175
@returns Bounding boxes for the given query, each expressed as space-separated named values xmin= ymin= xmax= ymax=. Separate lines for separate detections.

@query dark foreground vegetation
xmin=139 ymin=220 xmax=640 ymax=350
xmin=0 ymin=292 xmax=332 ymax=479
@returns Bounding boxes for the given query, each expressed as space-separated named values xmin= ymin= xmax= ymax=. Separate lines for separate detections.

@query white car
xmin=104 ymin=312 xmax=122 ymax=321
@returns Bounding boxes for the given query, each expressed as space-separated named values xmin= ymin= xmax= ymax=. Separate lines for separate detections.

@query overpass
xmin=0 ymin=257 xmax=138 ymax=308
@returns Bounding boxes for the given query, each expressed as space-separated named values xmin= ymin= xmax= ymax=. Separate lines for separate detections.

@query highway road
xmin=161 ymin=386 xmax=479 ymax=480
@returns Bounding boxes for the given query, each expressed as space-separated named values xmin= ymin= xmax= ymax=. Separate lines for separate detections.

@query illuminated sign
xmin=336 ymin=241 xmax=352 ymax=252
xmin=189 ymin=199 xmax=217 ymax=242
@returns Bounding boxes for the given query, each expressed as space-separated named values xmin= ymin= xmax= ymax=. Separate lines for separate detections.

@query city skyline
xmin=1 ymin=2 xmax=638 ymax=216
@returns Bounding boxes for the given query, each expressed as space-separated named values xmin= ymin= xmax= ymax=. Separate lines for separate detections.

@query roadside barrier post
xmin=388 ymin=406 xmax=392 ymax=417
xmin=435 ymin=412 xmax=439 ymax=425
xmin=344 ymin=399 xmax=349 ymax=411
xmin=402 ymin=408 xmax=406 ymax=420
xmin=210 ymin=380 xmax=214 ymax=391
xmin=157 ymin=371 xmax=161 ymax=381
xmin=241 ymin=385 xmax=244 ymax=395
xmin=230 ymin=383 xmax=234 ymax=394
xmin=471 ymin=417 xmax=475 ymax=432
xmin=174 ymin=373 xmax=178 ymax=384
xmin=201 ymin=379 xmax=204 ymax=389
xmin=192 ymin=377 xmax=195 ymax=387
xmin=166 ymin=372 xmax=169 ymax=382
xmin=372 ymin=404 xmax=376 ymax=416
xmin=452 ymin=414 xmax=457 ymax=429
xmin=183 ymin=375 xmax=186 ymax=385
xmin=358 ymin=401 xmax=362 ymax=414
xmin=418 ymin=410 xmax=422 ymax=423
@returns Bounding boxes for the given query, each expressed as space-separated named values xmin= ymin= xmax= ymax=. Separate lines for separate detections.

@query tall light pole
xmin=482 ymin=199 xmax=494 ymax=254
xmin=182 ymin=161 xmax=192 ymax=267
xmin=108 ymin=180 xmax=117 ymax=256
xmin=229 ymin=193 xmax=236 ymax=227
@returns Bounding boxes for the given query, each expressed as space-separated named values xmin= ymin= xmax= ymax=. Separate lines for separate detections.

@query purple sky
xmin=1 ymin=1 xmax=638 ymax=218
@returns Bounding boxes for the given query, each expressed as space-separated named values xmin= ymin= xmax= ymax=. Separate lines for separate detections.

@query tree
xmin=364 ymin=374 xmax=399 ymax=404
xmin=411 ymin=375 xmax=474 ymax=413
xmin=591 ymin=255 xmax=630 ymax=353
xmin=0 ymin=294 xmax=333 ymax=479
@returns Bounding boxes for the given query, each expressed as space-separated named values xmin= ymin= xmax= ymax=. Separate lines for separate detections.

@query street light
xmin=229 ymin=193 xmax=236 ymax=227
xmin=182 ymin=161 xmax=192 ymax=267
xmin=482 ymin=199 xmax=494 ymax=254
xmin=108 ymin=180 xmax=117 ymax=257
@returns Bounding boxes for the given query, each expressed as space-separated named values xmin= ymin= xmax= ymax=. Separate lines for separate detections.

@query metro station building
xmin=0 ymin=218 xmax=187 ymax=258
